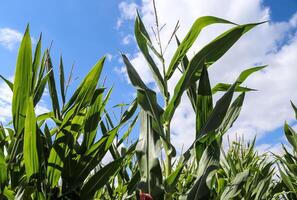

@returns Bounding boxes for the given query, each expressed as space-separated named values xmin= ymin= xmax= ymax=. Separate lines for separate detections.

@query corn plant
xmin=214 ymin=138 xmax=277 ymax=199
xmin=121 ymin=1 xmax=265 ymax=199
xmin=275 ymin=101 xmax=297 ymax=199
xmin=0 ymin=26 xmax=138 ymax=199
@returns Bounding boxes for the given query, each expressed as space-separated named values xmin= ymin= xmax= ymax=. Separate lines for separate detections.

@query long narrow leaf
xmin=12 ymin=25 xmax=32 ymax=135
xmin=23 ymin=97 xmax=39 ymax=179
xmin=166 ymin=16 xmax=235 ymax=79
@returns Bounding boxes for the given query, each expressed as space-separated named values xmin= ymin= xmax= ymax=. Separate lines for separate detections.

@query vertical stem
xmin=152 ymin=1 xmax=172 ymax=199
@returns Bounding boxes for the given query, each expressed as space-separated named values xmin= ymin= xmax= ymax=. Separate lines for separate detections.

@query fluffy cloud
xmin=0 ymin=28 xmax=23 ymax=50
xmin=117 ymin=1 xmax=138 ymax=29
xmin=122 ymin=34 xmax=134 ymax=45
xmin=117 ymin=0 xmax=297 ymax=152
xmin=0 ymin=78 xmax=49 ymax=124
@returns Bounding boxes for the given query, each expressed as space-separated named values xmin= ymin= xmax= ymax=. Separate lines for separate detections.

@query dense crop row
xmin=0 ymin=5 xmax=296 ymax=200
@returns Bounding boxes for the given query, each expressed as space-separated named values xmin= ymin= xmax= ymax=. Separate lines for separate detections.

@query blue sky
xmin=0 ymin=0 xmax=297 ymax=154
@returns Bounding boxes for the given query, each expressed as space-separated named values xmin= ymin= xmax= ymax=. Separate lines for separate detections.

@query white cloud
xmin=0 ymin=28 xmax=22 ymax=50
xmin=0 ymin=80 xmax=13 ymax=122
xmin=256 ymin=143 xmax=286 ymax=156
xmin=0 ymin=78 xmax=49 ymax=124
xmin=117 ymin=1 xmax=138 ymax=29
xmin=106 ymin=53 xmax=113 ymax=62
xmin=118 ymin=0 xmax=297 ymax=153
xmin=122 ymin=34 xmax=134 ymax=45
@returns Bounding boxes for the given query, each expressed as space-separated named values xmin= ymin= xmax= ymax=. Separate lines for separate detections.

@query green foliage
xmin=275 ymin=102 xmax=297 ymax=199
xmin=0 ymin=4 xmax=296 ymax=200
xmin=0 ymin=26 xmax=138 ymax=199
xmin=122 ymin=5 xmax=266 ymax=199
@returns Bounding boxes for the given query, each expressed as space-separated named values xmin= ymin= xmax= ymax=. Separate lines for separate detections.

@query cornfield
xmin=0 ymin=3 xmax=296 ymax=200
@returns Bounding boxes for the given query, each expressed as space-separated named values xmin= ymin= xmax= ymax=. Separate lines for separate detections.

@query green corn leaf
xmin=23 ymin=96 xmax=39 ymax=179
xmin=212 ymin=65 xmax=265 ymax=93
xmin=127 ymin=171 xmax=141 ymax=195
xmin=74 ymin=126 xmax=118 ymax=185
xmin=187 ymin=144 xmax=220 ymax=200
xmin=166 ymin=16 xmax=235 ymax=79
xmin=36 ymin=52 xmax=47 ymax=88
xmin=182 ymin=83 xmax=236 ymax=162
xmin=82 ymin=88 xmax=105 ymax=151
xmin=291 ymin=101 xmax=297 ymax=120
xmin=135 ymin=13 xmax=166 ymax=97
xmin=62 ymin=56 xmax=106 ymax=114
xmin=81 ymin=158 xmax=123 ymax=199
xmin=164 ymin=164 xmax=183 ymax=193
xmin=136 ymin=110 xmax=164 ymax=199
xmin=122 ymin=54 xmax=163 ymax=125
xmin=195 ymin=66 xmax=213 ymax=163
xmin=212 ymin=83 xmax=255 ymax=94
xmin=0 ymin=75 xmax=13 ymax=91
xmin=59 ymin=55 xmax=66 ymax=105
xmin=3 ymin=187 xmax=15 ymax=200
xmin=284 ymin=122 xmax=297 ymax=151
xmin=196 ymin=65 xmax=213 ymax=134
xmin=45 ymin=51 xmax=61 ymax=119
xmin=219 ymin=92 xmax=245 ymax=134
xmin=236 ymin=65 xmax=266 ymax=84
xmin=164 ymin=22 xmax=263 ymax=123
xmin=118 ymin=115 xmax=138 ymax=147
xmin=12 ymin=25 xmax=32 ymax=135
xmin=176 ymin=36 xmax=197 ymax=111
xmin=220 ymin=169 xmax=250 ymax=200
xmin=198 ymin=83 xmax=236 ymax=140
xmin=279 ymin=167 xmax=295 ymax=192
xmin=0 ymin=149 xmax=7 ymax=191
xmin=120 ymin=99 xmax=138 ymax=123
xmin=44 ymin=124 xmax=52 ymax=147
xmin=122 ymin=54 xmax=176 ymax=156
xmin=32 ymin=34 xmax=42 ymax=88
xmin=33 ymin=69 xmax=51 ymax=106
xmin=46 ymin=129 xmax=66 ymax=188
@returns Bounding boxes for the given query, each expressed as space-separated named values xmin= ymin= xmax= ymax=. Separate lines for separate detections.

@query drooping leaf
xmin=166 ymin=16 xmax=235 ymax=79
xmin=236 ymin=65 xmax=266 ymax=84
xmin=122 ymin=54 xmax=176 ymax=156
xmin=135 ymin=13 xmax=166 ymax=97
xmin=0 ymin=75 xmax=13 ymax=91
xmin=164 ymin=22 xmax=263 ymax=123
xmin=212 ymin=83 xmax=255 ymax=94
